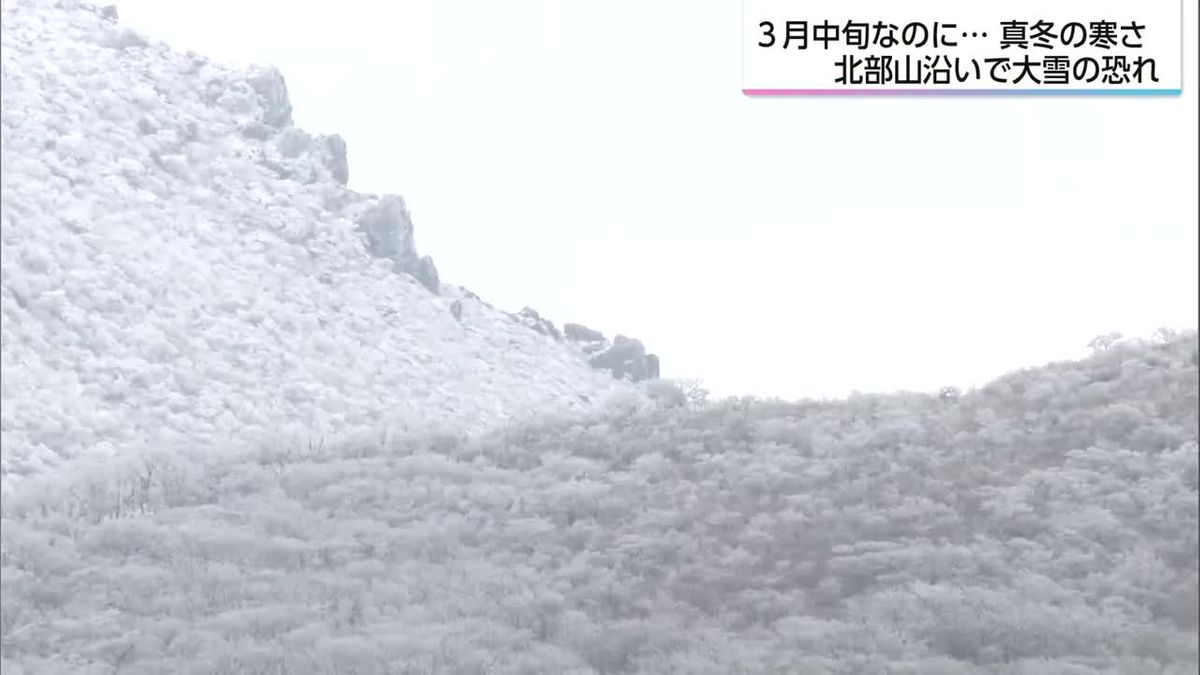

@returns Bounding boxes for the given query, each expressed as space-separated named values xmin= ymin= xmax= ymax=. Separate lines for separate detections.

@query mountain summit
xmin=0 ymin=0 xmax=650 ymax=482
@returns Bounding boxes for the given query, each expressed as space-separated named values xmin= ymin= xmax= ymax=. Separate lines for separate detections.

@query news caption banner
xmin=743 ymin=0 xmax=1183 ymax=96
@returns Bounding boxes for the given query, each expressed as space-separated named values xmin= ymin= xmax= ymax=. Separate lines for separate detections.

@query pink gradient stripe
xmin=745 ymin=89 xmax=1007 ymax=96
xmin=746 ymin=89 xmax=930 ymax=95
xmin=743 ymin=88 xmax=1181 ymax=96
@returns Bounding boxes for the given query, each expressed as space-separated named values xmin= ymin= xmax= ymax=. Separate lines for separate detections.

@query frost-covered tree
xmin=3 ymin=332 xmax=1197 ymax=673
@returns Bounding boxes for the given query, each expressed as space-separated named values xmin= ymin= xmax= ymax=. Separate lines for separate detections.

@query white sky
xmin=115 ymin=0 xmax=1198 ymax=400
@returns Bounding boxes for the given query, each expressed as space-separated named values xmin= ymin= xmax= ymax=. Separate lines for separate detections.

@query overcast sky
xmin=115 ymin=0 xmax=1198 ymax=400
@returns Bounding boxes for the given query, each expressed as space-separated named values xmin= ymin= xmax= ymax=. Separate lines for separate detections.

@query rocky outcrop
xmin=564 ymin=323 xmax=605 ymax=343
xmin=562 ymin=322 xmax=609 ymax=357
xmin=588 ymin=336 xmax=651 ymax=382
xmin=320 ymin=134 xmax=349 ymax=186
xmin=512 ymin=307 xmax=561 ymax=341
xmin=410 ymin=255 xmax=440 ymax=295
xmin=354 ymin=195 xmax=440 ymax=294
xmin=247 ymin=66 xmax=294 ymax=129
xmin=559 ymin=321 xmax=661 ymax=382
xmin=506 ymin=312 xmax=662 ymax=382
xmin=646 ymin=353 xmax=660 ymax=380
xmin=212 ymin=65 xmax=430 ymax=289
xmin=207 ymin=55 xmax=644 ymax=363
xmin=357 ymin=196 xmax=418 ymax=267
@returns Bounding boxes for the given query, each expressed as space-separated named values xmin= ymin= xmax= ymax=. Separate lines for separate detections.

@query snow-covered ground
xmin=1 ymin=333 xmax=1196 ymax=673
xmin=1 ymin=1 xmax=1197 ymax=672
xmin=0 ymin=0 xmax=639 ymax=483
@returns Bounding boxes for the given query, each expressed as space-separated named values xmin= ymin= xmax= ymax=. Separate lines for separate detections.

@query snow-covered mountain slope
xmin=0 ymin=0 xmax=640 ymax=482
xmin=1 ymin=333 xmax=1196 ymax=673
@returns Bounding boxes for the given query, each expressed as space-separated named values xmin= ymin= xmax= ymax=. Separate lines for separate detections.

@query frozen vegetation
xmin=2 ymin=333 xmax=1197 ymax=673
xmin=2 ymin=0 xmax=1199 ymax=673
xmin=0 ymin=0 xmax=641 ymax=485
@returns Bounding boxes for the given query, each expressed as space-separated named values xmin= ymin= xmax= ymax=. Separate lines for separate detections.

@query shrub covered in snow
xmin=2 ymin=332 xmax=1196 ymax=673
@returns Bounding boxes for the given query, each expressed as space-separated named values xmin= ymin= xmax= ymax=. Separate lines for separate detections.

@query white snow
xmin=0 ymin=0 xmax=640 ymax=483
xmin=1 ymin=334 xmax=1196 ymax=673
xmin=1 ymin=4 xmax=1197 ymax=672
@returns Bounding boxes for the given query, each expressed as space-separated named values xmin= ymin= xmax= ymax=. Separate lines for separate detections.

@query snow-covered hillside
xmin=0 ymin=0 xmax=641 ymax=482
xmin=2 ymin=1 xmax=1197 ymax=672
xmin=2 ymin=332 xmax=1196 ymax=673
